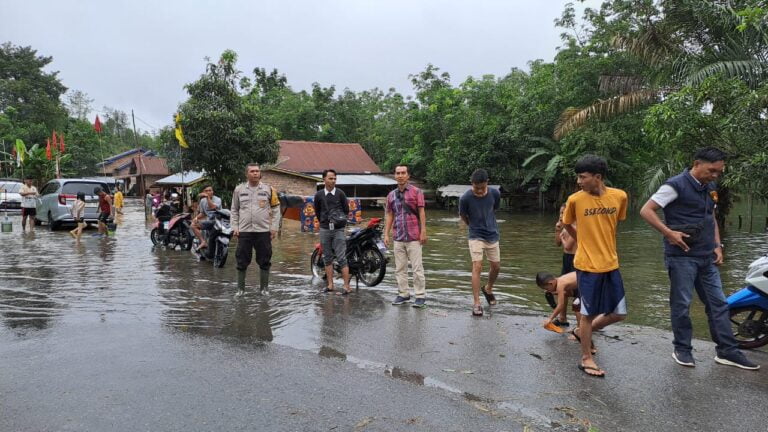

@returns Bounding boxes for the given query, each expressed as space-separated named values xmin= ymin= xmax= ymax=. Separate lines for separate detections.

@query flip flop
xmin=570 ymin=328 xmax=597 ymax=354
xmin=323 ymin=288 xmax=336 ymax=293
xmin=481 ymin=285 xmax=497 ymax=306
xmin=578 ymin=364 xmax=605 ymax=378
xmin=339 ymin=290 xmax=353 ymax=296
xmin=472 ymin=304 xmax=484 ymax=316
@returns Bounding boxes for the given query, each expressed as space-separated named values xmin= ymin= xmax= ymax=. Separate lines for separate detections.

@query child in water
xmin=69 ymin=192 xmax=87 ymax=241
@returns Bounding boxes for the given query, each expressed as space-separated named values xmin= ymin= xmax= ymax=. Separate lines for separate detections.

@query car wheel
xmin=48 ymin=212 xmax=59 ymax=231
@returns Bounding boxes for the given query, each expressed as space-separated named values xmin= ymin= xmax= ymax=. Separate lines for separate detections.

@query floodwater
xmin=1 ymin=199 xmax=766 ymax=343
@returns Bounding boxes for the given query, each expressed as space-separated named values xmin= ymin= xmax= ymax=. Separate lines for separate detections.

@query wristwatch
xmin=716 ymin=243 xmax=724 ymax=249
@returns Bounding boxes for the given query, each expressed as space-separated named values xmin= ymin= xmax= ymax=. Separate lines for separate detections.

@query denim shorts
xmin=319 ymin=228 xmax=347 ymax=267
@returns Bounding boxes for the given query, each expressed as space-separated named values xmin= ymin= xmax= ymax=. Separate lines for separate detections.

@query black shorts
xmin=561 ymin=253 xmax=575 ymax=275
xmin=98 ymin=212 xmax=110 ymax=222
xmin=21 ymin=207 xmax=36 ymax=217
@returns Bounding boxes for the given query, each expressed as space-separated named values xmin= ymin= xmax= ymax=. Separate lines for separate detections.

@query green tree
xmin=179 ymin=50 xmax=280 ymax=193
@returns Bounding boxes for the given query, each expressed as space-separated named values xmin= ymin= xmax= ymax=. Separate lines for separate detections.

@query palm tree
xmin=554 ymin=0 xmax=768 ymax=140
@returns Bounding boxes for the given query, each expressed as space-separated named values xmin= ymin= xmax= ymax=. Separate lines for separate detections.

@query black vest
xmin=662 ymin=170 xmax=717 ymax=257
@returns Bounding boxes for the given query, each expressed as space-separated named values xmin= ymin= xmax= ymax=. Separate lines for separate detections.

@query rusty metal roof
xmin=276 ymin=140 xmax=381 ymax=174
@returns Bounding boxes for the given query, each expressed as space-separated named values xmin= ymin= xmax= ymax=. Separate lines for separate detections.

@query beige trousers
xmin=393 ymin=241 xmax=426 ymax=298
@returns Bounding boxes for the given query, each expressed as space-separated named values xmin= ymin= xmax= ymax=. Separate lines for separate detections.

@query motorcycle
xmin=727 ymin=253 xmax=768 ymax=349
xmin=310 ymin=217 xmax=388 ymax=289
xmin=192 ymin=209 xmax=233 ymax=268
xmin=150 ymin=201 xmax=193 ymax=250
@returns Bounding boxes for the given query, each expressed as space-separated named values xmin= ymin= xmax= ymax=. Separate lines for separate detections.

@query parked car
xmin=35 ymin=178 xmax=112 ymax=230
xmin=0 ymin=181 xmax=23 ymax=211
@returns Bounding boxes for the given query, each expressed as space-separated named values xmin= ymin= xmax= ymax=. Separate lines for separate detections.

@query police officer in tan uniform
xmin=231 ymin=163 xmax=281 ymax=296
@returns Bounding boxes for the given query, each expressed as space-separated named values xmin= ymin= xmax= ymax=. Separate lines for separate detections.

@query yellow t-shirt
xmin=562 ymin=187 xmax=627 ymax=273
xmin=114 ymin=191 xmax=124 ymax=208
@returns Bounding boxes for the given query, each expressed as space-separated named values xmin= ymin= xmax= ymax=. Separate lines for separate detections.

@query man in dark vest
xmin=313 ymin=169 xmax=351 ymax=294
xmin=640 ymin=147 xmax=759 ymax=370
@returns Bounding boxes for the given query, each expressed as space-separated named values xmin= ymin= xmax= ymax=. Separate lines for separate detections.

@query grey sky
xmin=2 ymin=0 xmax=599 ymax=134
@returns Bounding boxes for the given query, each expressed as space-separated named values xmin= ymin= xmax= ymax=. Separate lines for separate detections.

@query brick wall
xmin=261 ymin=171 xmax=318 ymax=197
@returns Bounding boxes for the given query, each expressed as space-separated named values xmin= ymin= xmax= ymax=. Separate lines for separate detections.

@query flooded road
xmin=1 ymin=201 xmax=767 ymax=431
xmin=1 ymin=200 xmax=766 ymax=341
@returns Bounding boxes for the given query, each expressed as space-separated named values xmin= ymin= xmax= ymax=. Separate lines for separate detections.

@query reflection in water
xmin=0 ymin=202 xmax=767 ymax=342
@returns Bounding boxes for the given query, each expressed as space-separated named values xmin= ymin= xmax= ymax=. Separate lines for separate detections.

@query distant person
xmin=95 ymin=187 xmax=112 ymax=237
xmin=144 ymin=189 xmax=153 ymax=216
xmin=459 ymin=168 xmax=501 ymax=317
xmin=19 ymin=176 xmax=38 ymax=232
xmin=313 ymin=169 xmax=352 ymax=295
xmin=384 ymin=164 xmax=427 ymax=308
xmin=113 ymin=187 xmax=124 ymax=215
xmin=561 ymin=155 xmax=627 ymax=378
xmin=69 ymin=192 xmax=86 ymax=241
xmin=640 ymin=147 xmax=759 ymax=371
xmin=231 ymin=163 xmax=281 ymax=296
xmin=191 ymin=185 xmax=221 ymax=251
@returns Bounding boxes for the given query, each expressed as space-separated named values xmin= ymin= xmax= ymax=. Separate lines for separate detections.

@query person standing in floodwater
xmin=561 ymin=155 xmax=627 ymax=378
xmin=640 ymin=147 xmax=759 ymax=371
xmin=69 ymin=192 xmax=86 ymax=241
xmin=459 ymin=168 xmax=501 ymax=317
xmin=313 ymin=169 xmax=352 ymax=295
xmin=547 ymin=203 xmax=578 ymax=324
xmin=113 ymin=186 xmax=124 ymax=215
xmin=384 ymin=164 xmax=427 ymax=308
xmin=95 ymin=187 xmax=112 ymax=237
xmin=231 ymin=163 xmax=281 ymax=296
xmin=19 ymin=176 xmax=38 ymax=232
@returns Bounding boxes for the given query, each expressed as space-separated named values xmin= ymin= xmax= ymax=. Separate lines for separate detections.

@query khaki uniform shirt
xmin=230 ymin=182 xmax=281 ymax=233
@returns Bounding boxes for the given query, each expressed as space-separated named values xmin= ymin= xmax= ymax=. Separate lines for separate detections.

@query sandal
xmin=578 ymin=364 xmax=605 ymax=378
xmin=570 ymin=328 xmax=597 ymax=354
xmin=472 ymin=304 xmax=484 ymax=316
xmin=323 ymin=287 xmax=336 ymax=293
xmin=481 ymin=285 xmax=497 ymax=306
xmin=340 ymin=289 xmax=353 ymax=296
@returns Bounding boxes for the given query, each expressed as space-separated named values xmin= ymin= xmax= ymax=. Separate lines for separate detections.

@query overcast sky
xmin=2 ymin=0 xmax=599 ymax=134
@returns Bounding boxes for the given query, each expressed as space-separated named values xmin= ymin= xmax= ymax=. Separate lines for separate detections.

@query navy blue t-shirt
xmin=459 ymin=188 xmax=500 ymax=242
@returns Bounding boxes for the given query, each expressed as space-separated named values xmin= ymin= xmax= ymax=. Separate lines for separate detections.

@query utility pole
xmin=131 ymin=109 xmax=140 ymax=149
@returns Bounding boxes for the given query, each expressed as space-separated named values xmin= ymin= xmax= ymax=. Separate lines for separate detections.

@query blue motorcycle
xmin=727 ymin=254 xmax=768 ymax=349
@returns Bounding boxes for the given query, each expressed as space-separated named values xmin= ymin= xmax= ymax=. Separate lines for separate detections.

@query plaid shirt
xmin=386 ymin=184 xmax=425 ymax=242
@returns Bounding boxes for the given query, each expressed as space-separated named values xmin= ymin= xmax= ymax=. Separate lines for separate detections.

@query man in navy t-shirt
xmin=459 ymin=168 xmax=501 ymax=317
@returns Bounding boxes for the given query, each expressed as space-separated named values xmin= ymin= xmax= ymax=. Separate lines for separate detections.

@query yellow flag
xmin=175 ymin=113 xmax=189 ymax=148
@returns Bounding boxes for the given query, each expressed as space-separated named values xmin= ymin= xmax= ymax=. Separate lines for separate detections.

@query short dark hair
xmin=536 ymin=272 xmax=555 ymax=287
xmin=76 ymin=192 xmax=86 ymax=201
xmin=201 ymin=184 xmax=212 ymax=191
xmin=24 ymin=175 xmax=34 ymax=180
xmin=693 ymin=147 xmax=727 ymax=163
xmin=322 ymin=169 xmax=337 ymax=179
xmin=574 ymin=155 xmax=607 ymax=177
xmin=394 ymin=164 xmax=410 ymax=175
xmin=470 ymin=168 xmax=489 ymax=184
xmin=93 ymin=187 xmax=103 ymax=194
xmin=245 ymin=163 xmax=260 ymax=173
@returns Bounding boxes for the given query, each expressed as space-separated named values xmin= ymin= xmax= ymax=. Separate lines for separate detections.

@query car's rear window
xmin=62 ymin=182 xmax=107 ymax=196
xmin=0 ymin=183 xmax=22 ymax=193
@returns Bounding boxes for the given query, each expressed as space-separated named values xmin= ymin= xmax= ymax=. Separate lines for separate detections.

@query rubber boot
xmin=259 ymin=269 xmax=270 ymax=294
xmin=236 ymin=270 xmax=246 ymax=297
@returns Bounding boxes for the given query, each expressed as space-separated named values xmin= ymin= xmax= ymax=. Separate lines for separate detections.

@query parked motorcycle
xmin=150 ymin=202 xmax=193 ymax=250
xmin=310 ymin=217 xmax=388 ymax=288
xmin=727 ymin=253 xmax=768 ymax=349
xmin=192 ymin=209 xmax=233 ymax=268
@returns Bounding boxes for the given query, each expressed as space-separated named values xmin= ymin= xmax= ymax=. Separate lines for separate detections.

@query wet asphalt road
xmin=1 ymin=201 xmax=767 ymax=431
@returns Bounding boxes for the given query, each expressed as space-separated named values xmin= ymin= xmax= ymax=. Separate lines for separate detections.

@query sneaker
xmin=672 ymin=350 xmax=695 ymax=367
xmin=392 ymin=295 xmax=411 ymax=305
xmin=412 ymin=298 xmax=426 ymax=308
xmin=714 ymin=352 xmax=760 ymax=370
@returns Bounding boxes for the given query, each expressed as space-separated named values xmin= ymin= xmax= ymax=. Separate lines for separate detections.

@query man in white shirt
xmin=19 ymin=176 xmax=39 ymax=232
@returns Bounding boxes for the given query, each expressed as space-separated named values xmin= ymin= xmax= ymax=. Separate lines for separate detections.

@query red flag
xmin=52 ymin=131 xmax=58 ymax=149
xmin=94 ymin=115 xmax=102 ymax=133
xmin=60 ymin=134 xmax=65 ymax=153
xmin=45 ymin=138 xmax=52 ymax=160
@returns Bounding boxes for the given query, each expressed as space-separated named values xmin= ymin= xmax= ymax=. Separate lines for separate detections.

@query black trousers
xmin=235 ymin=232 xmax=272 ymax=271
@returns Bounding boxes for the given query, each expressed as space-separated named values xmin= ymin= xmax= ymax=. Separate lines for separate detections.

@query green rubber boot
xmin=236 ymin=270 xmax=247 ymax=297
xmin=259 ymin=269 xmax=270 ymax=294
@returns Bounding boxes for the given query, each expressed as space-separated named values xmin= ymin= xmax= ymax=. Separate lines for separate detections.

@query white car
xmin=36 ymin=178 xmax=111 ymax=230
xmin=0 ymin=181 xmax=23 ymax=212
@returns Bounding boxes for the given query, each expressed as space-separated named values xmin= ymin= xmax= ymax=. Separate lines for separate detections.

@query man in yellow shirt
xmin=562 ymin=155 xmax=628 ymax=378
xmin=113 ymin=187 xmax=124 ymax=215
